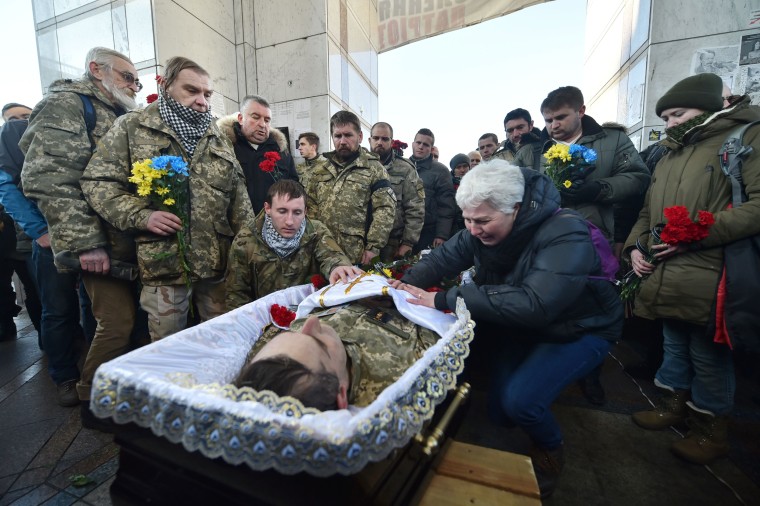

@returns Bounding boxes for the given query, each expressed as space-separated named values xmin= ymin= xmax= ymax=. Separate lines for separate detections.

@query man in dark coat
xmin=218 ymin=95 xmax=298 ymax=214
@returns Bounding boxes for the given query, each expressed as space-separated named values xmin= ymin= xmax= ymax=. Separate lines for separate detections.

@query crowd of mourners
xmin=1 ymin=46 xmax=758 ymax=499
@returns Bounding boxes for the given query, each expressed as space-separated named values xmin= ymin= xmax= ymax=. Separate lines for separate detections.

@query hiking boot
xmin=80 ymin=401 xmax=118 ymax=434
xmin=632 ymin=386 xmax=689 ymax=430
xmin=528 ymin=444 xmax=564 ymax=499
xmin=671 ymin=403 xmax=730 ymax=465
xmin=56 ymin=379 xmax=79 ymax=407
xmin=0 ymin=317 xmax=17 ymax=341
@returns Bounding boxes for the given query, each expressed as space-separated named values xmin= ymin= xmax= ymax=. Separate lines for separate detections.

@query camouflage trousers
xmin=77 ymin=274 xmax=138 ymax=401
xmin=140 ymin=279 xmax=226 ymax=340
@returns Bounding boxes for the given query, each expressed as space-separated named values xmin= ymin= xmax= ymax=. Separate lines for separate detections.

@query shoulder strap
xmin=77 ymin=93 xmax=97 ymax=152
xmin=718 ymin=120 xmax=760 ymax=207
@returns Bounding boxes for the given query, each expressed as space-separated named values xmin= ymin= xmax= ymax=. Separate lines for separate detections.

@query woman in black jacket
xmin=392 ymin=160 xmax=623 ymax=498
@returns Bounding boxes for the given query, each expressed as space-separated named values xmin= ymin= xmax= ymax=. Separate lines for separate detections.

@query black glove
xmin=561 ymin=180 xmax=602 ymax=204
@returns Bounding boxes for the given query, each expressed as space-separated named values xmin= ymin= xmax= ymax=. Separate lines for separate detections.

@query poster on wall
xmin=626 ymin=57 xmax=646 ymax=126
xmin=735 ymin=64 xmax=760 ymax=105
xmin=739 ymin=33 xmax=760 ymax=66
xmin=691 ymin=45 xmax=739 ymax=91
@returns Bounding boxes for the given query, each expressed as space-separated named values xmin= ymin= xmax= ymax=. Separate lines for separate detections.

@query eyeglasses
xmin=722 ymin=95 xmax=739 ymax=103
xmin=108 ymin=66 xmax=143 ymax=91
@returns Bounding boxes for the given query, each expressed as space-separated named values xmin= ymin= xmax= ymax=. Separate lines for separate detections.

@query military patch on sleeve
xmin=386 ymin=187 xmax=397 ymax=200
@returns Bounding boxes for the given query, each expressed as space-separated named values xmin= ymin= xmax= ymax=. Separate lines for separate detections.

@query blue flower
xmin=568 ymin=144 xmax=597 ymax=164
xmin=583 ymin=148 xmax=598 ymax=163
xmin=568 ymin=144 xmax=584 ymax=156
xmin=151 ymin=155 xmax=189 ymax=176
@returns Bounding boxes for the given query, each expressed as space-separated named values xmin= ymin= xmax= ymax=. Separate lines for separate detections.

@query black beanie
xmin=449 ymin=153 xmax=470 ymax=171
xmin=655 ymin=73 xmax=723 ymax=116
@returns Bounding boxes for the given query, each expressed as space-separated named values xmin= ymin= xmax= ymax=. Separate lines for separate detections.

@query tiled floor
xmin=2 ymin=309 xmax=759 ymax=505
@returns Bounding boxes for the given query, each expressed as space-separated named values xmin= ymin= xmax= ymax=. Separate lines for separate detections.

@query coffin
xmin=91 ymin=277 xmax=474 ymax=478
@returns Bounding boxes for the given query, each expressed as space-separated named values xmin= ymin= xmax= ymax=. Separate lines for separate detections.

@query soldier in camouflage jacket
xmin=226 ymin=180 xmax=358 ymax=310
xmin=238 ymin=296 xmax=440 ymax=410
xmin=305 ymin=111 xmax=396 ymax=265
xmin=369 ymin=122 xmax=425 ymax=261
xmin=19 ymin=47 xmax=143 ymax=408
xmin=81 ymin=57 xmax=255 ymax=340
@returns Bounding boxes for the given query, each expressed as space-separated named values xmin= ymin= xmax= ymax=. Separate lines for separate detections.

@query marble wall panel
xmin=651 ymin=0 xmax=754 ymax=43
xmin=167 ymin=0 xmax=235 ymax=41
xmin=253 ymin=0 xmax=326 ymax=48
xmin=153 ymin=0 xmax=238 ymax=102
xmin=255 ymin=34 xmax=328 ymax=102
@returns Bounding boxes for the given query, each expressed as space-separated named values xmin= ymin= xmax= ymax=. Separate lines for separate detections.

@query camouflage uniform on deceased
xmin=380 ymin=154 xmax=425 ymax=261
xmin=305 ymin=147 xmax=396 ymax=264
xmin=253 ymin=296 xmax=440 ymax=407
xmin=226 ymin=211 xmax=352 ymax=309
xmin=20 ymin=77 xmax=137 ymax=401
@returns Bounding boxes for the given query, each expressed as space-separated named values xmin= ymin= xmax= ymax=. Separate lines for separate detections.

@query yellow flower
xmin=382 ymin=268 xmax=393 ymax=278
xmin=137 ymin=185 xmax=152 ymax=197
xmin=544 ymin=144 xmax=570 ymax=162
xmin=155 ymin=187 xmax=170 ymax=196
xmin=163 ymin=198 xmax=176 ymax=206
xmin=563 ymin=180 xmax=572 ymax=188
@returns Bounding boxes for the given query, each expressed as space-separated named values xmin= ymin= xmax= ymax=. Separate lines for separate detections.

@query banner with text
xmin=377 ymin=0 xmax=549 ymax=53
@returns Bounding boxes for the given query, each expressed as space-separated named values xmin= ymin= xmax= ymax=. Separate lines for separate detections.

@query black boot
xmin=528 ymin=444 xmax=565 ymax=499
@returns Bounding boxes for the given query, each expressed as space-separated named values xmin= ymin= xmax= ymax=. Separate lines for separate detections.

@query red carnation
xmin=271 ymin=304 xmax=296 ymax=328
xmin=259 ymin=151 xmax=281 ymax=173
xmin=146 ymin=93 xmax=158 ymax=104
xmin=660 ymin=206 xmax=714 ymax=245
xmin=311 ymin=274 xmax=328 ymax=289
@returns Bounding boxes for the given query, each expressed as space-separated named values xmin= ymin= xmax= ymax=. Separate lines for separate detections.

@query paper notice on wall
xmin=739 ymin=33 xmax=760 ymax=66
xmin=735 ymin=64 xmax=760 ymax=105
xmin=691 ymin=45 xmax=739 ymax=92
xmin=377 ymin=0 xmax=547 ymax=53
xmin=272 ymin=98 xmax=313 ymax=154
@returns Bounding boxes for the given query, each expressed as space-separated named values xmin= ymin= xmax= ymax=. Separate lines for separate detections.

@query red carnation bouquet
xmin=259 ymin=151 xmax=282 ymax=176
xmin=270 ymin=303 xmax=296 ymax=328
xmin=620 ymin=205 xmax=715 ymax=301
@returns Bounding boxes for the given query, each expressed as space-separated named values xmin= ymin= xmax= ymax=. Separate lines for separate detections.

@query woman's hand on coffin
xmin=329 ymin=265 xmax=364 ymax=284
xmin=146 ymin=211 xmax=183 ymax=236
xmin=390 ymin=281 xmax=436 ymax=308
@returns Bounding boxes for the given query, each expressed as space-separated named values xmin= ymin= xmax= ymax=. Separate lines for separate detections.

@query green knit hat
xmin=655 ymin=73 xmax=724 ymax=116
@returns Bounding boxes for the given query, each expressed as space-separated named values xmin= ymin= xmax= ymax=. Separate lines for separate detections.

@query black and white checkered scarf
xmin=261 ymin=214 xmax=306 ymax=258
xmin=158 ymin=89 xmax=212 ymax=157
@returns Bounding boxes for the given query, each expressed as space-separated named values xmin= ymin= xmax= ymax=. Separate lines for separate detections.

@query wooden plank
xmin=417 ymin=474 xmax=541 ymax=506
xmin=435 ymin=441 xmax=540 ymax=499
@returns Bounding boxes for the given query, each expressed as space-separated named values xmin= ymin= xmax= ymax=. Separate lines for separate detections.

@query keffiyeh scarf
xmin=262 ymin=214 xmax=306 ymax=258
xmin=158 ymin=89 xmax=212 ymax=157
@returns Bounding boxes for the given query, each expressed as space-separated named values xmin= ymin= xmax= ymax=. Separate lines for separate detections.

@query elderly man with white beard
xmin=20 ymin=47 xmax=143 ymax=428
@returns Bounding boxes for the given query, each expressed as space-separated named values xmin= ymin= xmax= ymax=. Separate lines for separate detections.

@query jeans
xmin=31 ymin=242 xmax=83 ymax=384
xmin=655 ymin=319 xmax=735 ymax=415
xmin=488 ymin=334 xmax=612 ymax=449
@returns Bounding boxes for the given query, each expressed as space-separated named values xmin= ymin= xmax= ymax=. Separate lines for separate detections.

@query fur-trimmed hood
xmin=216 ymin=113 xmax=289 ymax=152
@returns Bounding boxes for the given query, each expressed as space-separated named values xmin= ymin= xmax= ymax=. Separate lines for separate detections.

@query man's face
xmin=477 ymin=137 xmax=498 ymax=159
xmin=543 ymin=105 xmax=584 ymax=142
xmin=369 ymin=125 xmax=392 ymax=159
xmin=2 ymin=106 xmax=32 ymax=122
xmin=264 ymin=193 xmax=306 ymax=238
xmin=251 ymin=316 xmax=349 ymax=408
xmin=468 ymin=151 xmax=481 ymax=167
xmin=239 ymin=101 xmax=271 ymax=144
xmin=298 ymin=138 xmax=317 ymax=159
xmin=432 ymin=146 xmax=440 ymax=161
xmin=463 ymin=202 xmax=519 ymax=246
xmin=505 ymin=118 xmax=533 ymax=146
xmin=331 ymin=123 xmax=362 ymax=161
xmin=99 ymin=57 xmax=140 ymax=110
xmin=412 ymin=133 xmax=433 ymax=159
xmin=166 ymin=69 xmax=213 ymax=113
xmin=701 ymin=53 xmax=715 ymax=69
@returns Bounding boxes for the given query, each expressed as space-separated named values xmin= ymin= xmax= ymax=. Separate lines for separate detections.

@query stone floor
xmin=1 ymin=309 xmax=759 ymax=505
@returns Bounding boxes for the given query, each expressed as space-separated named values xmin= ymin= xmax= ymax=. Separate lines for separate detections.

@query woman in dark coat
xmin=391 ymin=160 xmax=623 ymax=498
